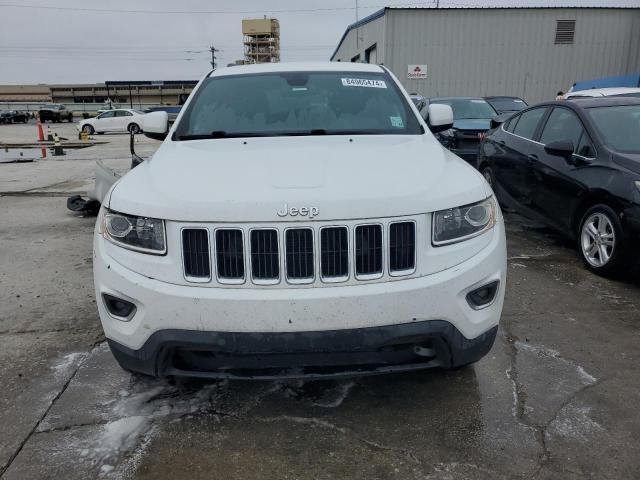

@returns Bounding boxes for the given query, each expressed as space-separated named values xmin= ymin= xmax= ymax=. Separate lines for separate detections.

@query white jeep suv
xmin=94 ymin=62 xmax=506 ymax=379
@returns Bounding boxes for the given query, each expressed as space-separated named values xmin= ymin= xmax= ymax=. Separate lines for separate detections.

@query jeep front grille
xmin=181 ymin=218 xmax=418 ymax=286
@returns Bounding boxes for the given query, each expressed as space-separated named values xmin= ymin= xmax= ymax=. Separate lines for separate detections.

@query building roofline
xmin=330 ymin=5 xmax=640 ymax=61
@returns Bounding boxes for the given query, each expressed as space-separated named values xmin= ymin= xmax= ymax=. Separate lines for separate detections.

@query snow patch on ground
xmin=312 ymin=381 xmax=355 ymax=408
xmin=51 ymin=352 xmax=87 ymax=378
xmin=548 ymin=405 xmax=604 ymax=441
xmin=514 ymin=341 xmax=596 ymax=385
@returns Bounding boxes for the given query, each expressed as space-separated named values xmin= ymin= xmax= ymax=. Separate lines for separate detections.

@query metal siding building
xmin=331 ymin=7 xmax=640 ymax=103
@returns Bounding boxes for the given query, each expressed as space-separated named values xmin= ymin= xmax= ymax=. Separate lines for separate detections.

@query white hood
xmin=108 ymin=134 xmax=489 ymax=222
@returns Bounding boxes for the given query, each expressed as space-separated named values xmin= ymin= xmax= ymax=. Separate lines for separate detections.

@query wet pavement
xmin=1 ymin=123 xmax=639 ymax=479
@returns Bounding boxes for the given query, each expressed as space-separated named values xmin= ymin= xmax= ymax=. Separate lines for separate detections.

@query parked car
xmin=39 ymin=104 xmax=73 ymax=123
xmin=93 ymin=62 xmax=506 ymax=379
xmin=0 ymin=110 xmax=30 ymax=124
xmin=428 ymin=97 xmax=498 ymax=165
xmin=485 ymin=96 xmax=528 ymax=114
xmin=78 ymin=109 xmax=146 ymax=134
xmin=479 ymin=97 xmax=640 ymax=276
xmin=143 ymin=106 xmax=182 ymax=124
xmin=563 ymin=87 xmax=640 ymax=100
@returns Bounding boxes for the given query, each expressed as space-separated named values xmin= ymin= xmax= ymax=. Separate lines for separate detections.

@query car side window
xmin=512 ymin=108 xmax=547 ymax=140
xmin=576 ymin=132 xmax=596 ymax=158
xmin=98 ymin=111 xmax=114 ymax=119
xmin=116 ymin=111 xmax=133 ymax=117
xmin=539 ymin=108 xmax=583 ymax=147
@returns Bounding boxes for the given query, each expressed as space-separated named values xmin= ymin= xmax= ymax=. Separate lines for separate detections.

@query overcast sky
xmin=0 ymin=0 xmax=637 ymax=84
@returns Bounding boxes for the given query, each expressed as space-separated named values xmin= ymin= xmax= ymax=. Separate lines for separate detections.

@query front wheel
xmin=82 ymin=124 xmax=94 ymax=134
xmin=578 ymin=204 xmax=626 ymax=277
xmin=128 ymin=123 xmax=140 ymax=134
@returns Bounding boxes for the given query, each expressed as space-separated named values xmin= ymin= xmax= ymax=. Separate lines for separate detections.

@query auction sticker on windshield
xmin=341 ymin=78 xmax=387 ymax=88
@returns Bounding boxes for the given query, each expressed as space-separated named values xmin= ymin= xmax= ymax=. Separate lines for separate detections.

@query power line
xmin=0 ymin=1 xmax=438 ymax=15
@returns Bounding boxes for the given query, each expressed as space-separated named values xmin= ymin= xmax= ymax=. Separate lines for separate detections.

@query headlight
xmin=101 ymin=209 xmax=166 ymax=255
xmin=432 ymin=197 xmax=497 ymax=246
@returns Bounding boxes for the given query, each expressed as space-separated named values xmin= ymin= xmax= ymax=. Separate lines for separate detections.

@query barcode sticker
xmin=341 ymin=78 xmax=387 ymax=88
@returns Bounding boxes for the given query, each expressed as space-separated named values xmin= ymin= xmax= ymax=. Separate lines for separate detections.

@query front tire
xmin=578 ymin=204 xmax=626 ymax=277
xmin=128 ymin=123 xmax=140 ymax=134
xmin=82 ymin=124 xmax=94 ymax=135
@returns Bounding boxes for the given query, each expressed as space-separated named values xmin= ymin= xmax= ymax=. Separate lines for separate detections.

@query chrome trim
xmin=284 ymin=227 xmax=315 ymax=285
xmin=248 ymin=227 xmax=281 ymax=285
xmin=180 ymin=227 xmax=212 ymax=283
xmin=319 ymin=225 xmax=350 ymax=283
xmin=388 ymin=220 xmax=417 ymax=277
xmin=213 ymin=228 xmax=246 ymax=285
xmin=354 ymin=223 xmax=384 ymax=281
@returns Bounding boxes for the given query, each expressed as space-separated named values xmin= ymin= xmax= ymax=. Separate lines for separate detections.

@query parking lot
xmin=1 ymin=121 xmax=639 ymax=479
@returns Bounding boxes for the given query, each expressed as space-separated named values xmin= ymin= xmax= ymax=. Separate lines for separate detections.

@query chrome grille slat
xmin=286 ymin=228 xmax=314 ymax=281
xmin=355 ymin=225 xmax=383 ymax=277
xmin=215 ymin=229 xmax=245 ymax=280
xmin=251 ymin=229 xmax=279 ymax=280
xmin=182 ymin=229 xmax=211 ymax=280
xmin=389 ymin=222 xmax=416 ymax=273
xmin=320 ymin=227 xmax=348 ymax=279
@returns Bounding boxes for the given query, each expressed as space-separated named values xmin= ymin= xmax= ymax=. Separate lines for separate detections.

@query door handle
xmin=527 ymin=154 xmax=538 ymax=162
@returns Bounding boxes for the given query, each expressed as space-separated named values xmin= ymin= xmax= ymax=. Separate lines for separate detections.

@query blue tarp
xmin=572 ymin=73 xmax=640 ymax=92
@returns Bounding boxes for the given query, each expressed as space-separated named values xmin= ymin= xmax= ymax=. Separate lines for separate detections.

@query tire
xmin=128 ymin=123 xmax=140 ymax=134
xmin=82 ymin=124 xmax=94 ymax=135
xmin=577 ymin=204 xmax=626 ymax=277
xmin=480 ymin=165 xmax=495 ymax=187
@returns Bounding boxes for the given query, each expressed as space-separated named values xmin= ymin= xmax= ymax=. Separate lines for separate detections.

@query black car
xmin=479 ymin=97 xmax=640 ymax=276
xmin=485 ymin=96 xmax=528 ymax=115
xmin=0 ymin=110 xmax=29 ymax=124
xmin=428 ymin=97 xmax=498 ymax=165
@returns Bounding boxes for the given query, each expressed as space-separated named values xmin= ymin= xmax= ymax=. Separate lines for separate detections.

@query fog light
xmin=102 ymin=293 xmax=136 ymax=320
xmin=466 ymin=281 xmax=499 ymax=310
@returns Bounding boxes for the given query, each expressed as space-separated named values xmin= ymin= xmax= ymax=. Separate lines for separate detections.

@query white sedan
xmin=78 ymin=109 xmax=146 ymax=135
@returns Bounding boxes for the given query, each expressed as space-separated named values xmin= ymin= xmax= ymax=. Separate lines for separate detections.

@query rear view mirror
xmin=143 ymin=111 xmax=169 ymax=141
xmin=427 ymin=104 xmax=454 ymax=133
xmin=544 ymin=140 xmax=574 ymax=159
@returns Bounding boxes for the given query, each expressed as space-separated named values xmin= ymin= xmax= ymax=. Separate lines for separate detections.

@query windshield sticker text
xmin=390 ymin=116 xmax=404 ymax=128
xmin=341 ymin=78 xmax=387 ymax=89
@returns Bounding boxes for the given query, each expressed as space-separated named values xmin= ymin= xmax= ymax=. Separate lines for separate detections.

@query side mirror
xmin=544 ymin=140 xmax=574 ymax=159
xmin=427 ymin=104 xmax=454 ymax=133
xmin=143 ymin=111 xmax=169 ymax=141
xmin=490 ymin=113 xmax=511 ymax=129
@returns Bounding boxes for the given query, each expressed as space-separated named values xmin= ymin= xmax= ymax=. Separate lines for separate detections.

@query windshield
xmin=132 ymin=109 xmax=145 ymax=115
xmin=588 ymin=105 xmax=640 ymax=153
xmin=487 ymin=98 xmax=527 ymax=113
xmin=174 ymin=71 xmax=421 ymax=139
xmin=432 ymin=99 xmax=497 ymax=120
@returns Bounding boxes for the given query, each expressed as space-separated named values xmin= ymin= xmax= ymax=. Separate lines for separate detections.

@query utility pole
xmin=209 ymin=46 xmax=219 ymax=70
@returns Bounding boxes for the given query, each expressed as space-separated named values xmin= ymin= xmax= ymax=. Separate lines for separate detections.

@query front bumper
xmin=108 ymin=321 xmax=499 ymax=379
xmin=94 ymin=218 xmax=506 ymax=378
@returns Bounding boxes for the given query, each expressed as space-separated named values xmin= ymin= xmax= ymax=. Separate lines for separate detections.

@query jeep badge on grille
xmin=277 ymin=203 xmax=319 ymax=219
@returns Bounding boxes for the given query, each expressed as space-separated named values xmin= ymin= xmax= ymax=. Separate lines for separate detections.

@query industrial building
xmin=242 ymin=17 xmax=281 ymax=64
xmin=331 ymin=6 xmax=640 ymax=103
xmin=0 ymin=80 xmax=197 ymax=111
